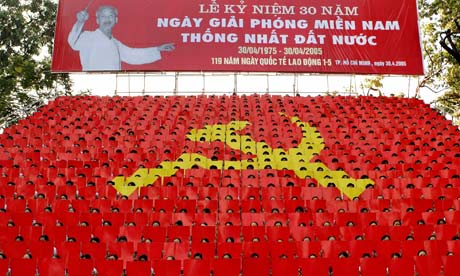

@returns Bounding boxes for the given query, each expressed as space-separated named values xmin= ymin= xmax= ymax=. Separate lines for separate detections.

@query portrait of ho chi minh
xmin=68 ymin=5 xmax=175 ymax=71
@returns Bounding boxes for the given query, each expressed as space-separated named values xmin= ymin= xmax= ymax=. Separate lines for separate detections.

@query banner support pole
xmin=115 ymin=73 xmax=119 ymax=95
xmin=174 ymin=72 xmax=179 ymax=95
xmin=202 ymin=72 xmax=206 ymax=95
xmin=128 ymin=73 xmax=131 ymax=96
xmin=407 ymin=76 xmax=411 ymax=98
xmin=266 ymin=73 xmax=270 ymax=93
xmin=233 ymin=73 xmax=238 ymax=94
xmin=142 ymin=73 xmax=146 ymax=95
xmin=349 ymin=75 xmax=353 ymax=95
xmin=293 ymin=74 xmax=298 ymax=96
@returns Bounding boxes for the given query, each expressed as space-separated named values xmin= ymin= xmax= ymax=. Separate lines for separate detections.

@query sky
xmin=70 ymin=72 xmax=442 ymax=106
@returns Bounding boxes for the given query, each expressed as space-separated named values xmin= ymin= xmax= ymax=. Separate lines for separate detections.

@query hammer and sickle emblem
xmin=113 ymin=114 xmax=374 ymax=199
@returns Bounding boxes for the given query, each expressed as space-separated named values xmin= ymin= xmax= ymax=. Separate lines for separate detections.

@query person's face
xmin=97 ymin=8 xmax=117 ymax=33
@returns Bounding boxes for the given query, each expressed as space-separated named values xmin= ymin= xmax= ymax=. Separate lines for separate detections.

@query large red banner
xmin=52 ymin=0 xmax=424 ymax=74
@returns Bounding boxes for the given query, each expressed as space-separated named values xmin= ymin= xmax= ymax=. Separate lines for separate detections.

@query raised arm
xmin=68 ymin=10 xmax=89 ymax=50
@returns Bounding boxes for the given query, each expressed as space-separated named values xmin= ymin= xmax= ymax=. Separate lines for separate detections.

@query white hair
xmin=96 ymin=5 xmax=118 ymax=17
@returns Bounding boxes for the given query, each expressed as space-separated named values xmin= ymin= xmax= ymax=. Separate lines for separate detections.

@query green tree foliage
xmin=0 ymin=0 xmax=72 ymax=128
xmin=436 ymin=90 xmax=460 ymax=125
xmin=419 ymin=0 xmax=460 ymax=122
xmin=360 ymin=76 xmax=384 ymax=96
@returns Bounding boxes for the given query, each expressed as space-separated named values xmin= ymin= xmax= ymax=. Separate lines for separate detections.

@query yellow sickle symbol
xmin=112 ymin=114 xmax=374 ymax=199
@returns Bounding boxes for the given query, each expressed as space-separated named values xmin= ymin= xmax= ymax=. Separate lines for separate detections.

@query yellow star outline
xmin=112 ymin=114 xmax=374 ymax=199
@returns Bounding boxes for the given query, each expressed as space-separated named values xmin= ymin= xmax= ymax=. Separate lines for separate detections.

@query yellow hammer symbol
xmin=112 ymin=114 xmax=374 ymax=199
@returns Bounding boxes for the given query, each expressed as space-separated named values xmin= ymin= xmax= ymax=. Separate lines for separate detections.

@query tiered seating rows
xmin=0 ymin=95 xmax=459 ymax=275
